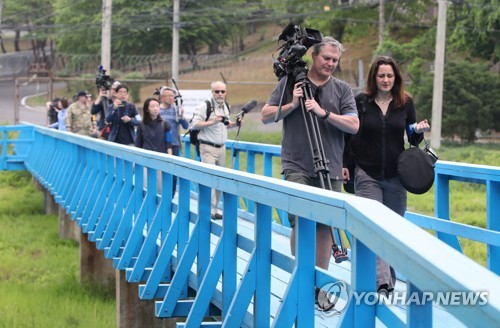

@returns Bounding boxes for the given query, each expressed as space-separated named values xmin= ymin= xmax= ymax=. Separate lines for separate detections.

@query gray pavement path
xmin=0 ymin=79 xmax=50 ymax=126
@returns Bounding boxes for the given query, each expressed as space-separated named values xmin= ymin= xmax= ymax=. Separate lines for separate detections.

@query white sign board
xmin=178 ymin=89 xmax=211 ymax=120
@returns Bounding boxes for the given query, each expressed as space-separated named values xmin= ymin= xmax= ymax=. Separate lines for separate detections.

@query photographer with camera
xmin=159 ymin=87 xmax=189 ymax=196
xmin=159 ymin=87 xmax=189 ymax=155
xmin=261 ymin=36 xmax=359 ymax=271
xmin=105 ymin=84 xmax=142 ymax=145
xmin=191 ymin=81 xmax=240 ymax=220
xmin=46 ymin=97 xmax=63 ymax=126
xmin=49 ymin=97 xmax=69 ymax=131
xmin=91 ymin=86 xmax=113 ymax=139
xmin=92 ymin=66 xmax=120 ymax=139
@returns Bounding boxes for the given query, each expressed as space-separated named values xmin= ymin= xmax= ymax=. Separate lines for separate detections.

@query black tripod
xmin=275 ymin=69 xmax=348 ymax=263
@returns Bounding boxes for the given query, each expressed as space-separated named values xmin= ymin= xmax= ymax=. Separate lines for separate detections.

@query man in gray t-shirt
xmin=261 ymin=36 xmax=359 ymax=271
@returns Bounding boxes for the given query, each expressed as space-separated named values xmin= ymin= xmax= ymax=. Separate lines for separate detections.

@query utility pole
xmin=431 ymin=0 xmax=448 ymax=149
xmin=379 ymin=0 xmax=385 ymax=47
xmin=101 ymin=0 xmax=112 ymax=73
xmin=172 ymin=0 xmax=180 ymax=82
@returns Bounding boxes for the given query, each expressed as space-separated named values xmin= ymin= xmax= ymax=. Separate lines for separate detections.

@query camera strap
xmin=205 ymin=99 xmax=231 ymax=121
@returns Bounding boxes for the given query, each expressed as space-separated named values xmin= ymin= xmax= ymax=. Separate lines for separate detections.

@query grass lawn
xmin=0 ymin=171 xmax=115 ymax=328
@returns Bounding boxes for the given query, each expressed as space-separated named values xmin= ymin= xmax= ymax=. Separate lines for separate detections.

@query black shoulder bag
xmin=397 ymin=139 xmax=438 ymax=194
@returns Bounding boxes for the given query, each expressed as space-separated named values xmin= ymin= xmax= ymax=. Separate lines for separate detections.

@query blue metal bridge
xmin=1 ymin=124 xmax=499 ymax=327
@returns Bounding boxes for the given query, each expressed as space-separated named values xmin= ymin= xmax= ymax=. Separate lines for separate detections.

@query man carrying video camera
xmin=191 ymin=81 xmax=240 ymax=220
xmin=261 ymin=36 xmax=359 ymax=271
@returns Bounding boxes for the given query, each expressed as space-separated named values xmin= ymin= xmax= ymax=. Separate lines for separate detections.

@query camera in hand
xmin=273 ymin=23 xmax=322 ymax=80
xmin=95 ymin=65 xmax=112 ymax=90
xmin=220 ymin=116 xmax=230 ymax=126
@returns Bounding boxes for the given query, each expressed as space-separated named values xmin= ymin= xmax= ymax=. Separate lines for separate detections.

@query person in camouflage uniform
xmin=65 ymin=91 xmax=96 ymax=137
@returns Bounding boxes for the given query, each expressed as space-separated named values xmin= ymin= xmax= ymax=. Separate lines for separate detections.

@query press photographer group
xmin=47 ymin=22 xmax=433 ymax=285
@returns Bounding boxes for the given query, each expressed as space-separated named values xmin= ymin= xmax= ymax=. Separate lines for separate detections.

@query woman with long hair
xmin=135 ymin=98 xmax=172 ymax=194
xmin=135 ymin=98 xmax=172 ymax=153
xmin=344 ymin=56 xmax=430 ymax=295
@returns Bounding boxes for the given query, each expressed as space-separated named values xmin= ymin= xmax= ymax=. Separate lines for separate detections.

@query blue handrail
xmin=183 ymin=136 xmax=500 ymax=275
xmin=3 ymin=124 xmax=500 ymax=327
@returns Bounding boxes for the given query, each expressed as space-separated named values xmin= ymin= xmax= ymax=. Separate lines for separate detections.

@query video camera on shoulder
xmin=95 ymin=65 xmax=112 ymax=90
xmin=273 ymin=23 xmax=323 ymax=80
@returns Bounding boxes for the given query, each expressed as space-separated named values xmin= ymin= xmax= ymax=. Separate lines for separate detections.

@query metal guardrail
xmin=2 ymin=124 xmax=500 ymax=327
xmin=0 ymin=125 xmax=34 ymax=170
xmin=184 ymin=136 xmax=500 ymax=274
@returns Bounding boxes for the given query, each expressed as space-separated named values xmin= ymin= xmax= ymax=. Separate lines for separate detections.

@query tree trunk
xmin=14 ymin=29 xmax=21 ymax=52
xmin=0 ymin=36 xmax=6 ymax=53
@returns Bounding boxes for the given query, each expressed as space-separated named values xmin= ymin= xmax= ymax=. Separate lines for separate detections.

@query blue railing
xmin=2 ymin=124 xmax=500 ymax=327
xmin=0 ymin=125 xmax=34 ymax=170
xmin=184 ymin=136 xmax=500 ymax=274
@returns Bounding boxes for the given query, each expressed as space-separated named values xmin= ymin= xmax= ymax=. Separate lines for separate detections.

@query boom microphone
xmin=236 ymin=100 xmax=258 ymax=117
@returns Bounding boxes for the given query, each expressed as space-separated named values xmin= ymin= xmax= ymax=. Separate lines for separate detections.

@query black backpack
xmin=187 ymin=100 xmax=230 ymax=157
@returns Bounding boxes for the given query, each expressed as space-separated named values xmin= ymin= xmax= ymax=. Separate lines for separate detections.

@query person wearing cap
xmin=105 ymin=84 xmax=141 ymax=145
xmin=65 ymin=90 xmax=96 ymax=137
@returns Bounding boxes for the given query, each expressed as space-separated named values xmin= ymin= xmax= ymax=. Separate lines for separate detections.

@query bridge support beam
xmin=80 ymin=231 xmax=116 ymax=288
xmin=44 ymin=188 xmax=58 ymax=216
xmin=58 ymin=206 xmax=79 ymax=242
xmin=116 ymin=270 xmax=181 ymax=328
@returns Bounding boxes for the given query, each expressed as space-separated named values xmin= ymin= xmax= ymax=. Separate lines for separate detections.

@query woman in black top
xmin=345 ymin=56 xmax=430 ymax=294
xmin=135 ymin=98 xmax=172 ymax=153
xmin=135 ymin=98 xmax=172 ymax=194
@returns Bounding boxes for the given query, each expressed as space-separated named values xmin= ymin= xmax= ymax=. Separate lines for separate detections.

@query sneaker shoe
xmin=332 ymin=244 xmax=348 ymax=263
xmin=211 ymin=213 xmax=223 ymax=220
xmin=377 ymin=283 xmax=394 ymax=297
xmin=315 ymin=287 xmax=336 ymax=311
xmin=377 ymin=287 xmax=390 ymax=299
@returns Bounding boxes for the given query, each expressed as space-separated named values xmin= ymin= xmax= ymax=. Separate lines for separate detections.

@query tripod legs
xmin=296 ymin=77 xmax=349 ymax=264
xmin=331 ymin=228 xmax=348 ymax=263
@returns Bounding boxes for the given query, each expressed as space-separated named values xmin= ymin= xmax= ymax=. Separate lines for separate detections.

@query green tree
xmin=178 ymin=0 xmax=255 ymax=56
xmin=2 ymin=0 xmax=54 ymax=59
xmin=414 ymin=61 xmax=500 ymax=142
xmin=53 ymin=0 xmax=170 ymax=55
xmin=448 ymin=0 xmax=500 ymax=64
xmin=51 ymin=0 xmax=254 ymax=57
xmin=52 ymin=1 xmax=101 ymax=54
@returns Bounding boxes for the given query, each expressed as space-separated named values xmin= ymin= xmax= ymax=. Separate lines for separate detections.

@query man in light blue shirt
xmin=159 ymin=87 xmax=189 ymax=195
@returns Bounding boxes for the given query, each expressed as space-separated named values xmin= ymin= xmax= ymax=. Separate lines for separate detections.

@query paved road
xmin=0 ymin=79 xmax=282 ymax=135
xmin=0 ymin=79 xmax=48 ymax=126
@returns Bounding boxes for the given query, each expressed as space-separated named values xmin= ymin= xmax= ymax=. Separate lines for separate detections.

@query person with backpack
xmin=191 ymin=81 xmax=240 ymax=220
